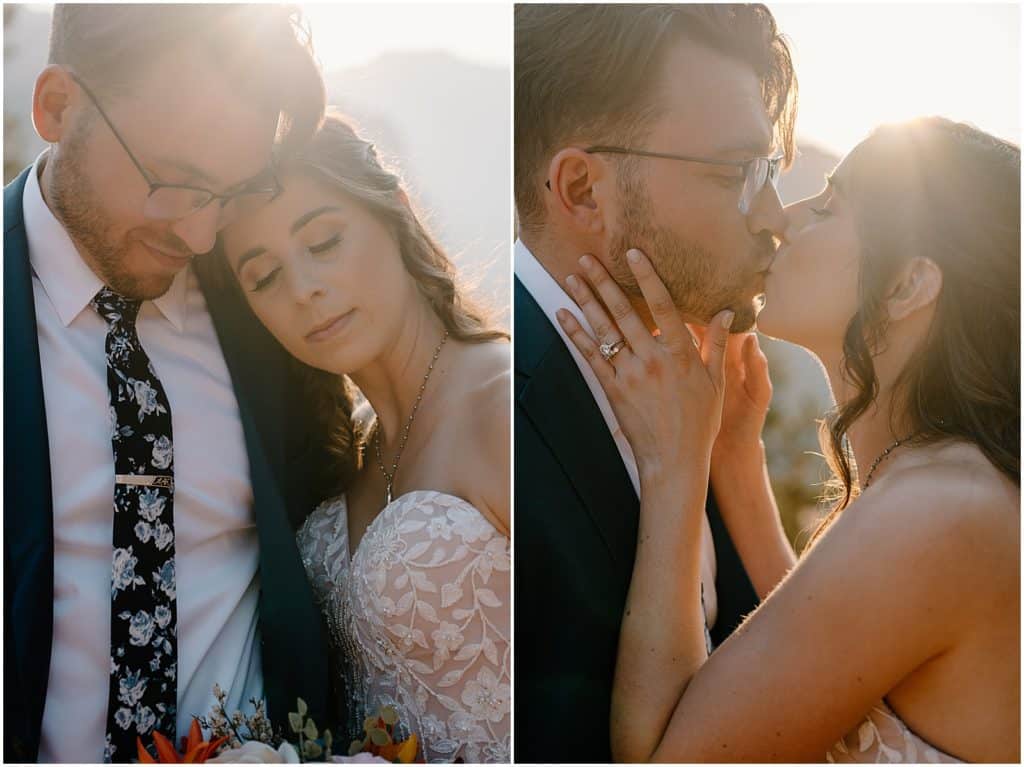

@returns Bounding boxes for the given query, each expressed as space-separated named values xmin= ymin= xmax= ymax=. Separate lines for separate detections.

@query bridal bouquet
xmin=135 ymin=685 xmax=419 ymax=763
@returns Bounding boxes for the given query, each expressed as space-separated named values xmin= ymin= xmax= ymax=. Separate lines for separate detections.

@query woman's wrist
xmin=711 ymin=438 xmax=766 ymax=481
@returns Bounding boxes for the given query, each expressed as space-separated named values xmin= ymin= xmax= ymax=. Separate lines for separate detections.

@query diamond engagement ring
xmin=599 ymin=339 xmax=628 ymax=361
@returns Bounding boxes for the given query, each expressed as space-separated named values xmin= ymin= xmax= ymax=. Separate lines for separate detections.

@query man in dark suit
xmin=5 ymin=5 xmax=344 ymax=762
xmin=513 ymin=5 xmax=797 ymax=762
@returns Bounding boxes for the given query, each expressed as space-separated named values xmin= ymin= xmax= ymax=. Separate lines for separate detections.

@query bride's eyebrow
xmin=290 ymin=205 xmax=342 ymax=235
xmin=235 ymin=246 xmax=267 ymax=273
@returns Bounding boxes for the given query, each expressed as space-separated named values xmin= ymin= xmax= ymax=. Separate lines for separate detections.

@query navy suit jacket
xmin=514 ymin=277 xmax=759 ymax=763
xmin=4 ymin=167 xmax=339 ymax=762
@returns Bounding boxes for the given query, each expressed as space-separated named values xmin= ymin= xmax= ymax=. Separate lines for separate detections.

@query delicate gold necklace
xmin=862 ymin=433 xmax=917 ymax=489
xmin=373 ymin=331 xmax=450 ymax=506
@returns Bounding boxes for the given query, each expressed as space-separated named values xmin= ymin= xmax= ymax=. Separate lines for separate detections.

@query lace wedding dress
xmin=827 ymin=701 xmax=962 ymax=763
xmin=297 ymin=490 xmax=511 ymax=763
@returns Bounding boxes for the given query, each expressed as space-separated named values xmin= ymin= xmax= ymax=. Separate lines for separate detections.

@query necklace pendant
xmin=384 ymin=482 xmax=393 ymax=507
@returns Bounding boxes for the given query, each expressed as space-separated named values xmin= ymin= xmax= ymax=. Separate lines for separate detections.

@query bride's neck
xmin=349 ymin=302 xmax=449 ymax=452
xmin=818 ymin=342 xmax=917 ymax=491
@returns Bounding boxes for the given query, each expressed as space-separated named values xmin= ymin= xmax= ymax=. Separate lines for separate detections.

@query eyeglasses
xmin=584 ymin=145 xmax=784 ymax=214
xmin=69 ymin=73 xmax=280 ymax=225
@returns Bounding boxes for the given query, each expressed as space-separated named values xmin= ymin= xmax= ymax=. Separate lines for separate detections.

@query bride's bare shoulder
xmin=838 ymin=441 xmax=1018 ymax=584
xmin=443 ymin=340 xmax=510 ymax=533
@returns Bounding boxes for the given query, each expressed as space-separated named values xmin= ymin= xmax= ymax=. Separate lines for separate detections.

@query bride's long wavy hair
xmin=811 ymin=117 xmax=1020 ymax=542
xmin=218 ymin=112 xmax=508 ymax=496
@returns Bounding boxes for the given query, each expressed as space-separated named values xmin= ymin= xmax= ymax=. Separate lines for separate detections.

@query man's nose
xmin=746 ymin=181 xmax=789 ymax=243
xmin=168 ymin=201 xmax=221 ymax=255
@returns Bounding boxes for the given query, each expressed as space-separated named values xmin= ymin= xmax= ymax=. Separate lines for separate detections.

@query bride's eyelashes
xmin=252 ymin=267 xmax=281 ymax=292
xmin=809 ymin=207 xmax=832 ymax=218
xmin=309 ymin=233 xmax=343 ymax=255
xmin=248 ymin=233 xmax=344 ymax=293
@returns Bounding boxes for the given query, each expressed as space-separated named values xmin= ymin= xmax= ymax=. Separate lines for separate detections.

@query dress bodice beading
xmin=297 ymin=490 xmax=510 ymax=763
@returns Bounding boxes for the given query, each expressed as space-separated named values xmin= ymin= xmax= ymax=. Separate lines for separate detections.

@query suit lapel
xmin=4 ymin=167 xmax=55 ymax=762
xmin=193 ymin=257 xmax=330 ymax=729
xmin=515 ymin=279 xmax=639 ymax=575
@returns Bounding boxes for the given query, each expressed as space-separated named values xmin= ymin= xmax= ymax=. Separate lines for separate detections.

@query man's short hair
xmin=514 ymin=3 xmax=798 ymax=231
xmin=48 ymin=3 xmax=325 ymax=154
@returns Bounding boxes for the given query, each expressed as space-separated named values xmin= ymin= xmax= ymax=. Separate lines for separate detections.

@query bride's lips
xmin=305 ymin=309 xmax=357 ymax=343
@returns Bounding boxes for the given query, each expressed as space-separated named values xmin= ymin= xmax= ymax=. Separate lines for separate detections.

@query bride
xmin=218 ymin=113 xmax=510 ymax=763
xmin=557 ymin=117 xmax=1019 ymax=762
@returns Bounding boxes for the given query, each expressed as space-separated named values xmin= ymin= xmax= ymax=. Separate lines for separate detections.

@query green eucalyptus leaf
xmin=324 ymin=730 xmax=333 ymax=752
xmin=304 ymin=741 xmax=322 ymax=759
xmin=369 ymin=727 xmax=391 ymax=747
xmin=349 ymin=740 xmax=365 ymax=756
xmin=363 ymin=715 xmax=379 ymax=733
xmin=303 ymin=719 xmax=318 ymax=740
xmin=296 ymin=698 xmax=308 ymax=717
xmin=288 ymin=712 xmax=304 ymax=733
xmin=380 ymin=706 xmax=399 ymax=726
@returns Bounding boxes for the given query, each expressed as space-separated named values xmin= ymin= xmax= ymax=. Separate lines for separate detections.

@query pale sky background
xmin=771 ymin=2 xmax=1020 ymax=155
xmin=302 ymin=1 xmax=509 ymax=71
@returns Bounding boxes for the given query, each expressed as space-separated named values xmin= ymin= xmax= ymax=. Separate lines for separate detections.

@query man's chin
xmin=105 ymin=271 xmax=176 ymax=301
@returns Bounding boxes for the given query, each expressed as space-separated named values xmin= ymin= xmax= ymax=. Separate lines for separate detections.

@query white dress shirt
xmin=25 ymin=154 xmax=264 ymax=763
xmin=515 ymin=239 xmax=718 ymax=628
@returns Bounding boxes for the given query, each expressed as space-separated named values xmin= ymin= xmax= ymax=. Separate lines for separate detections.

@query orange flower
xmin=373 ymin=732 xmax=418 ymax=763
xmin=137 ymin=718 xmax=229 ymax=763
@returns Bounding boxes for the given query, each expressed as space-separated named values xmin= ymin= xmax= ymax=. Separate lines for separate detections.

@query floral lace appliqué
xmin=297 ymin=491 xmax=510 ymax=764
xmin=827 ymin=701 xmax=962 ymax=763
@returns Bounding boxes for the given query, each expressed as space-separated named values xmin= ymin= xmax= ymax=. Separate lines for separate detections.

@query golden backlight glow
xmin=770 ymin=3 xmax=1019 ymax=154
xmin=300 ymin=2 xmax=509 ymax=72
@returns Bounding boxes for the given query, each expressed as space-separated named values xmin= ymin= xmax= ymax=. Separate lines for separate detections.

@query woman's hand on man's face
xmin=556 ymin=248 xmax=733 ymax=486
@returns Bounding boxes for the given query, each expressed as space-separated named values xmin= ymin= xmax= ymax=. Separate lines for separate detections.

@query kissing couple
xmin=514 ymin=3 xmax=1019 ymax=763
xmin=6 ymin=4 xmax=510 ymax=763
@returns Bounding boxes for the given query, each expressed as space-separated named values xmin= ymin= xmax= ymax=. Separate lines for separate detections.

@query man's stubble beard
xmin=48 ymin=119 xmax=176 ymax=301
xmin=606 ymin=167 xmax=762 ymax=333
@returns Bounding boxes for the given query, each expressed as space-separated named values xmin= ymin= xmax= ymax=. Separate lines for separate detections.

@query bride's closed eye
xmin=309 ymin=233 xmax=343 ymax=255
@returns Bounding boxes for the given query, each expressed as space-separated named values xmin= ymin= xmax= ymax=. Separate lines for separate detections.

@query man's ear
xmin=32 ymin=65 xmax=78 ymax=144
xmin=544 ymin=147 xmax=609 ymax=235
xmin=885 ymin=256 xmax=943 ymax=322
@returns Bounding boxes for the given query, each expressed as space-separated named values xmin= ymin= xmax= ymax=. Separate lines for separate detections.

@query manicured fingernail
xmin=579 ymin=254 xmax=593 ymax=269
xmin=556 ymin=308 xmax=569 ymax=323
xmin=566 ymin=274 xmax=580 ymax=292
xmin=721 ymin=310 xmax=735 ymax=329
xmin=627 ymin=248 xmax=641 ymax=264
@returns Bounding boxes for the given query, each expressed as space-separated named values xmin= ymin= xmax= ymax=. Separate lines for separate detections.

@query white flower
xmin=153 ymin=522 xmax=174 ymax=551
xmin=132 ymin=379 xmax=163 ymax=419
xmin=128 ymin=610 xmax=155 ymax=647
xmin=150 ymin=435 xmax=173 ymax=469
xmin=330 ymin=754 xmax=391 ymax=764
xmin=460 ymin=667 xmax=510 ymax=723
xmin=431 ymin=621 xmax=464 ymax=655
xmin=134 ymin=521 xmax=153 ymax=543
xmin=135 ymin=705 xmax=156 ymax=733
xmin=154 ymin=605 xmax=172 ymax=629
xmin=112 ymin=547 xmax=145 ymax=595
xmin=138 ymin=489 xmax=167 ymax=522
xmin=113 ymin=707 xmax=134 ymax=730
xmin=447 ymin=507 xmax=494 ymax=544
xmin=152 ymin=560 xmax=175 ymax=599
xmin=207 ymin=740 xmax=300 ymax=763
xmin=426 ymin=515 xmax=452 ymax=541
xmin=118 ymin=669 xmax=148 ymax=707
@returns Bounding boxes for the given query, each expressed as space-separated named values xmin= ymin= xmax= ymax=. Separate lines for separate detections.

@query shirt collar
xmin=24 ymin=150 xmax=189 ymax=332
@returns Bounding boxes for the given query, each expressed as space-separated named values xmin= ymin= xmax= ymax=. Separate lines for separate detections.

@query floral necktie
xmin=92 ymin=288 xmax=178 ymax=763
